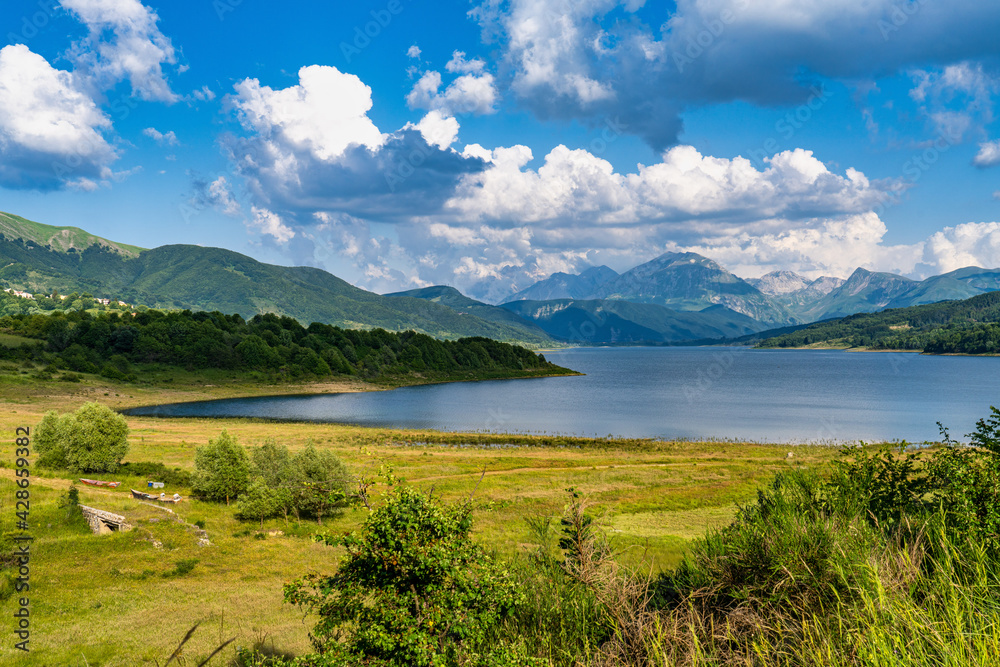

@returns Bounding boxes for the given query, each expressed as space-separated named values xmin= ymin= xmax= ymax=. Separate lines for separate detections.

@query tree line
xmin=757 ymin=290 xmax=1000 ymax=353
xmin=193 ymin=431 xmax=351 ymax=526
xmin=0 ymin=307 xmax=561 ymax=382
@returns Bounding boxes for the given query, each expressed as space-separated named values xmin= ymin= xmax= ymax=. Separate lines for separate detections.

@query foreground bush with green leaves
xmin=240 ymin=487 xmax=539 ymax=666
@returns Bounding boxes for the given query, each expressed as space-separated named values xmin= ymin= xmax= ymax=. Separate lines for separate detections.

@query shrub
xmin=236 ymin=476 xmax=284 ymax=528
xmin=34 ymin=402 xmax=129 ymax=473
xmin=192 ymin=430 xmax=251 ymax=504
xmin=968 ymin=405 xmax=1000 ymax=454
xmin=288 ymin=443 xmax=350 ymax=524
xmin=283 ymin=487 xmax=528 ymax=666
xmin=34 ymin=410 xmax=69 ymax=469
xmin=162 ymin=558 xmax=199 ymax=578
xmin=657 ymin=469 xmax=882 ymax=617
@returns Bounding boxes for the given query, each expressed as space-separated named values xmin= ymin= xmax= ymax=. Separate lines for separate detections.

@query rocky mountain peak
xmin=748 ymin=271 xmax=811 ymax=295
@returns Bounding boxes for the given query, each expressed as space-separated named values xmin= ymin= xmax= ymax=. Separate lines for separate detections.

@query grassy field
xmin=0 ymin=369 xmax=843 ymax=666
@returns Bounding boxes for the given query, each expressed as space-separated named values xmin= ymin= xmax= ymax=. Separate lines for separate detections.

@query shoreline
xmin=117 ymin=368 xmax=585 ymax=413
xmin=0 ymin=366 xmax=584 ymax=416
xmin=753 ymin=345 xmax=922 ymax=353
xmin=755 ymin=344 xmax=1000 ymax=356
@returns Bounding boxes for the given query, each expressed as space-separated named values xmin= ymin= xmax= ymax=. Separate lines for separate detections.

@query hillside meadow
xmin=0 ymin=371 xmax=840 ymax=666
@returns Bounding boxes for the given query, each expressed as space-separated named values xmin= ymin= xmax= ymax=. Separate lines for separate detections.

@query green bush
xmin=656 ymin=468 xmax=882 ymax=616
xmin=162 ymin=558 xmax=199 ymax=578
xmin=283 ymin=487 xmax=530 ymax=666
xmin=288 ymin=443 xmax=350 ymax=524
xmin=968 ymin=405 xmax=1000 ymax=454
xmin=192 ymin=430 xmax=251 ymax=504
xmin=236 ymin=476 xmax=284 ymax=528
xmin=34 ymin=402 xmax=130 ymax=473
xmin=57 ymin=484 xmax=88 ymax=528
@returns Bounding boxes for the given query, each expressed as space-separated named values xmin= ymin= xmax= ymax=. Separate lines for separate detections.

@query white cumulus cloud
xmin=0 ymin=44 xmax=115 ymax=190
xmin=445 ymin=144 xmax=889 ymax=231
xmin=973 ymin=140 xmax=1000 ymax=168
xmin=231 ymin=65 xmax=385 ymax=161
xmin=62 ymin=0 xmax=179 ymax=102
xmin=249 ymin=206 xmax=295 ymax=244
xmin=407 ymin=51 xmax=498 ymax=116
xmin=410 ymin=111 xmax=460 ymax=149
xmin=922 ymin=222 xmax=1000 ymax=272
xmin=143 ymin=126 xmax=177 ymax=146
xmin=224 ymin=65 xmax=486 ymax=223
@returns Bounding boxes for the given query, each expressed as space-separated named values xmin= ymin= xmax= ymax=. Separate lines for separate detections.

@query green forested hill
xmin=0 ymin=307 xmax=569 ymax=384
xmin=0 ymin=214 xmax=551 ymax=343
xmin=0 ymin=211 xmax=144 ymax=257
xmin=756 ymin=291 xmax=1000 ymax=353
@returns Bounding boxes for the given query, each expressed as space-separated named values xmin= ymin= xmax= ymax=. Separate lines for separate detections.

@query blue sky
xmin=1 ymin=0 xmax=999 ymax=302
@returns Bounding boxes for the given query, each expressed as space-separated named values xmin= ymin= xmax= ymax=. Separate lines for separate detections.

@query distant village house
xmin=3 ymin=288 xmax=129 ymax=308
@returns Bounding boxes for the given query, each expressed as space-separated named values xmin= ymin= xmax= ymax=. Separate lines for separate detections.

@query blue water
xmin=125 ymin=347 xmax=1000 ymax=443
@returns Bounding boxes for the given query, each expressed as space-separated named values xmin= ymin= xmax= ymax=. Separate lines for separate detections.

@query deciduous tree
xmin=192 ymin=430 xmax=251 ymax=504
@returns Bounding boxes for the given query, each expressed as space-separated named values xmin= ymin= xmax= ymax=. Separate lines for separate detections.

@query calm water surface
xmin=126 ymin=348 xmax=1000 ymax=443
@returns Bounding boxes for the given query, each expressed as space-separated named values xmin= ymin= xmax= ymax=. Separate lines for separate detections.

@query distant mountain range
xmin=499 ymin=299 xmax=765 ymax=344
xmin=500 ymin=253 xmax=1000 ymax=336
xmin=4 ymin=210 xmax=1000 ymax=347
xmin=508 ymin=266 xmax=619 ymax=301
xmin=0 ymin=212 xmax=551 ymax=344
xmin=586 ymin=252 xmax=791 ymax=324
xmin=382 ymin=285 xmax=552 ymax=344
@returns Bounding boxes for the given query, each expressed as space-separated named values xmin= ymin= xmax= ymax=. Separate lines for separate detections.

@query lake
xmin=125 ymin=347 xmax=1000 ymax=443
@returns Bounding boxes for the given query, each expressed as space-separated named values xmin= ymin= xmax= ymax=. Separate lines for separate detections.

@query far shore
xmin=754 ymin=344 xmax=921 ymax=353
xmin=755 ymin=344 xmax=1000 ymax=356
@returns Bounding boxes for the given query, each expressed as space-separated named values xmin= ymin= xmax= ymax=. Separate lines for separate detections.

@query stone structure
xmin=79 ymin=505 xmax=133 ymax=535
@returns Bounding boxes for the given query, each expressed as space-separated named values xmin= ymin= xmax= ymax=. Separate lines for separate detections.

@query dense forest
xmin=0 ymin=306 xmax=567 ymax=383
xmin=756 ymin=290 xmax=1000 ymax=354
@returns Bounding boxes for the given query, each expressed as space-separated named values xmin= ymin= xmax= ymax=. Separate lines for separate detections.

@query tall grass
xmin=504 ymin=449 xmax=1000 ymax=667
